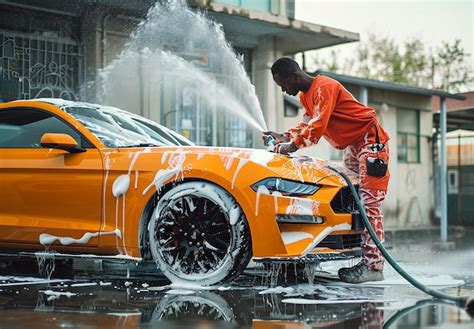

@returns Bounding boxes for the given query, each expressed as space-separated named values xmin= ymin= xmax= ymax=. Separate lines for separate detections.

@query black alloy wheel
xmin=155 ymin=194 xmax=232 ymax=275
xmin=148 ymin=181 xmax=252 ymax=285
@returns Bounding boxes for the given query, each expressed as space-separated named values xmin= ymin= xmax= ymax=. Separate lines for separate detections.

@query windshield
xmin=63 ymin=105 xmax=194 ymax=148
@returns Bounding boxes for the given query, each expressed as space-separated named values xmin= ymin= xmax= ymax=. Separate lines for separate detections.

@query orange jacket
xmin=285 ymin=75 xmax=389 ymax=150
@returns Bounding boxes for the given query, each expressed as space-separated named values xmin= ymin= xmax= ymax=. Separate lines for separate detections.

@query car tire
xmin=148 ymin=181 xmax=252 ymax=286
xmin=151 ymin=291 xmax=236 ymax=322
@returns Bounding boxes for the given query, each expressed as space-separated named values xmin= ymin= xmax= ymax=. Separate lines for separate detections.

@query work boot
xmin=338 ymin=262 xmax=384 ymax=283
xmin=338 ymin=260 xmax=364 ymax=276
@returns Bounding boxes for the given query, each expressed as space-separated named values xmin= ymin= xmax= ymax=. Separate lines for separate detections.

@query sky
xmin=295 ymin=0 xmax=474 ymax=71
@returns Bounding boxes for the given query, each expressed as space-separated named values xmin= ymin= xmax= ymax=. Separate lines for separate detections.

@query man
xmin=264 ymin=57 xmax=390 ymax=283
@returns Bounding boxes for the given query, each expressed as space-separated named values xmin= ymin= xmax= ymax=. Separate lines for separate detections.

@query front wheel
xmin=148 ymin=181 xmax=252 ymax=286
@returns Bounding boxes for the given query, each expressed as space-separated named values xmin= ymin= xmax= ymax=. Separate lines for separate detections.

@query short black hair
xmin=271 ymin=57 xmax=301 ymax=76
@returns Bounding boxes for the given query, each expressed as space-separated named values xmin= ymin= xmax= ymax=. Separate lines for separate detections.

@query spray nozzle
xmin=266 ymin=135 xmax=276 ymax=151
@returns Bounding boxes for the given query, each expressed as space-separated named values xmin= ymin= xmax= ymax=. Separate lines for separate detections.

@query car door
xmin=0 ymin=107 xmax=103 ymax=247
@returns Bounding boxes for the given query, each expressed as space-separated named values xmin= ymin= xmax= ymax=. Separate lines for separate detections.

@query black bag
xmin=367 ymin=157 xmax=387 ymax=177
xmin=366 ymin=125 xmax=388 ymax=177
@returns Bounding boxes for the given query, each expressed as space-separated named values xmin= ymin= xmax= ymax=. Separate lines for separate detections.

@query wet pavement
xmin=0 ymin=228 xmax=472 ymax=328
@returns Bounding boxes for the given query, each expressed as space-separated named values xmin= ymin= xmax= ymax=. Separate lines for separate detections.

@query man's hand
xmin=275 ymin=142 xmax=298 ymax=155
xmin=262 ymin=131 xmax=289 ymax=146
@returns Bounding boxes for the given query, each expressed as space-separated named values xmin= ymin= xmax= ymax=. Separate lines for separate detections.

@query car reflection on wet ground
xmin=0 ymin=228 xmax=472 ymax=328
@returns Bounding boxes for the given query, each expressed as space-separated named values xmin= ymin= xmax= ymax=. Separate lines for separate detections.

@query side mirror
xmin=40 ymin=133 xmax=86 ymax=153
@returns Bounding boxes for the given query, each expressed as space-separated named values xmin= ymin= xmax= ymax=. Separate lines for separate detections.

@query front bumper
xmin=247 ymin=161 xmax=362 ymax=259
xmin=249 ymin=182 xmax=362 ymax=259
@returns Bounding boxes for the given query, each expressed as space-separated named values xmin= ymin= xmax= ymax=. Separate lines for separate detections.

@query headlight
xmin=251 ymin=178 xmax=320 ymax=196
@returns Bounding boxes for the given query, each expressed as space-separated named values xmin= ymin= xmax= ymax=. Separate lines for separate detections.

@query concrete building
xmin=432 ymin=92 xmax=474 ymax=225
xmin=282 ymin=71 xmax=463 ymax=228
xmin=0 ymin=0 xmax=358 ymax=148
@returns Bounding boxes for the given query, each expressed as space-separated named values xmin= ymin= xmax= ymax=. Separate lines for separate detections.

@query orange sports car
xmin=0 ymin=99 xmax=361 ymax=285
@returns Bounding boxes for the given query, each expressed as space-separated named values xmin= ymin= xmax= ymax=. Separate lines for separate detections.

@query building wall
xmin=275 ymin=83 xmax=434 ymax=228
xmin=372 ymin=88 xmax=434 ymax=228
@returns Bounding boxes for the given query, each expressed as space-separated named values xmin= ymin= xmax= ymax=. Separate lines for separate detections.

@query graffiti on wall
xmin=0 ymin=32 xmax=82 ymax=101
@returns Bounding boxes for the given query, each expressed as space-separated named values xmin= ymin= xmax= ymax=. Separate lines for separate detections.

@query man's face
xmin=273 ymin=73 xmax=300 ymax=96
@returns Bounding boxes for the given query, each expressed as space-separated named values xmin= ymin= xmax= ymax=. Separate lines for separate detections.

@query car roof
xmin=28 ymin=99 xmax=146 ymax=119
xmin=33 ymin=98 xmax=119 ymax=111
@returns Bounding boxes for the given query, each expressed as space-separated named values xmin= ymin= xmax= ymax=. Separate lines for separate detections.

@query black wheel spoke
xmin=167 ymin=249 xmax=179 ymax=266
xmin=210 ymin=219 xmax=227 ymax=227
xmin=195 ymin=198 xmax=206 ymax=217
xmin=160 ymin=237 xmax=174 ymax=246
xmin=209 ymin=246 xmax=227 ymax=257
xmin=209 ymin=251 xmax=221 ymax=264
xmin=182 ymin=196 xmax=192 ymax=217
xmin=183 ymin=247 xmax=191 ymax=259
xmin=212 ymin=237 xmax=229 ymax=249
xmin=206 ymin=204 xmax=220 ymax=219
xmin=197 ymin=258 xmax=207 ymax=272
xmin=208 ymin=229 xmax=230 ymax=237
xmin=198 ymin=248 xmax=214 ymax=270
xmin=162 ymin=210 xmax=184 ymax=228
xmin=161 ymin=246 xmax=176 ymax=252
xmin=189 ymin=249 xmax=198 ymax=274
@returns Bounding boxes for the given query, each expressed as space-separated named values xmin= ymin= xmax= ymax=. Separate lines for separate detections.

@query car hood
xmin=123 ymin=146 xmax=358 ymax=187
xmin=236 ymin=148 xmax=358 ymax=187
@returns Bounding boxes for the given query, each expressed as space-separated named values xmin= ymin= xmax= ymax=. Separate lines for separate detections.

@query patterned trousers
xmin=343 ymin=142 xmax=390 ymax=271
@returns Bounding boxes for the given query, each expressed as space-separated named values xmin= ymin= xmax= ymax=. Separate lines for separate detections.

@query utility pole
xmin=439 ymin=97 xmax=449 ymax=244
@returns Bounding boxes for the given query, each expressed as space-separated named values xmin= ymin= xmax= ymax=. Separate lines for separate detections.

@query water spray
xmin=96 ymin=0 xmax=268 ymax=136
xmin=326 ymin=165 xmax=474 ymax=317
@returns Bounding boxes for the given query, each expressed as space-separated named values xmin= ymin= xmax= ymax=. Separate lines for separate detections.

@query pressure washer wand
xmin=326 ymin=165 xmax=473 ymax=315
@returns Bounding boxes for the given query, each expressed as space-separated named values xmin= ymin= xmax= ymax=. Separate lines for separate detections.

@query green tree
xmin=350 ymin=34 xmax=434 ymax=87
xmin=306 ymin=49 xmax=340 ymax=73
xmin=434 ymin=39 xmax=473 ymax=92
xmin=309 ymin=34 xmax=473 ymax=93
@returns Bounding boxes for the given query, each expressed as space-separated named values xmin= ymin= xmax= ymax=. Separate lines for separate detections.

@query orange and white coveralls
xmin=285 ymin=75 xmax=390 ymax=271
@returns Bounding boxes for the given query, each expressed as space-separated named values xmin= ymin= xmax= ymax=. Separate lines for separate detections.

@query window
xmin=397 ymin=109 xmax=420 ymax=163
xmin=448 ymin=169 xmax=458 ymax=194
xmin=0 ymin=108 xmax=86 ymax=148
xmin=286 ymin=0 xmax=295 ymax=18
